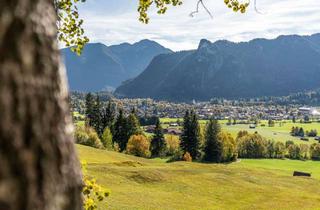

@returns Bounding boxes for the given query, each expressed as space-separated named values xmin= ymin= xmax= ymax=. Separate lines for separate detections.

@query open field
xmin=78 ymin=145 xmax=320 ymax=210
xmin=161 ymin=118 xmax=320 ymax=145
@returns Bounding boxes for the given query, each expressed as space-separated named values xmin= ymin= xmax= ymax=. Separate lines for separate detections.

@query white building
xmin=299 ymin=107 xmax=320 ymax=116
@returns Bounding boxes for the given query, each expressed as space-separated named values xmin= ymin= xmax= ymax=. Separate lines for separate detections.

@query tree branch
xmin=190 ymin=0 xmax=213 ymax=18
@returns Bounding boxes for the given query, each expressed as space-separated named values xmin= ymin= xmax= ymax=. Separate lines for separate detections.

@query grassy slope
xmin=77 ymin=145 xmax=320 ymax=210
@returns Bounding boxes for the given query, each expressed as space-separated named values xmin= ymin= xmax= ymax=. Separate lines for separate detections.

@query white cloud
xmin=77 ymin=0 xmax=320 ymax=51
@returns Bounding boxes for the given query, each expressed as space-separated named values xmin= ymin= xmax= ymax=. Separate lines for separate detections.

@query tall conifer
xmin=203 ymin=119 xmax=222 ymax=162
xmin=113 ymin=109 xmax=128 ymax=151
xmin=180 ymin=110 xmax=201 ymax=160
xmin=85 ymin=93 xmax=95 ymax=127
xmin=151 ymin=118 xmax=167 ymax=157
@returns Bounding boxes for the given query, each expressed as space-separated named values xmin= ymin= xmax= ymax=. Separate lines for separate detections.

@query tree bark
xmin=0 ymin=0 xmax=83 ymax=210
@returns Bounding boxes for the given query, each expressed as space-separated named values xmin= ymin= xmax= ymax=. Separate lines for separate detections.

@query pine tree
xmin=292 ymin=116 xmax=296 ymax=123
xmin=85 ymin=93 xmax=95 ymax=127
xmin=151 ymin=118 xmax=167 ymax=157
xmin=180 ymin=110 xmax=201 ymax=160
xmin=180 ymin=110 xmax=190 ymax=153
xmin=113 ymin=109 xmax=128 ymax=152
xmin=298 ymin=127 xmax=305 ymax=137
xmin=101 ymin=100 xmax=115 ymax=132
xmin=203 ymin=119 xmax=223 ymax=162
xmin=189 ymin=111 xmax=201 ymax=159
xmin=92 ymin=95 xmax=103 ymax=135
xmin=126 ymin=108 xmax=142 ymax=139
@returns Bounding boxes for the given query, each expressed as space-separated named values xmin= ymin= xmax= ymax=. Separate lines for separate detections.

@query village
xmin=112 ymin=98 xmax=320 ymax=121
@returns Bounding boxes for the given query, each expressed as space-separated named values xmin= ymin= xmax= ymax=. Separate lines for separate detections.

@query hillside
xmin=62 ymin=40 xmax=172 ymax=92
xmin=115 ymin=34 xmax=320 ymax=101
xmin=77 ymin=145 xmax=320 ymax=210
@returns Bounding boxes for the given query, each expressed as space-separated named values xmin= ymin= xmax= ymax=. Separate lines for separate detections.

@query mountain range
xmin=115 ymin=34 xmax=320 ymax=101
xmin=62 ymin=40 xmax=172 ymax=92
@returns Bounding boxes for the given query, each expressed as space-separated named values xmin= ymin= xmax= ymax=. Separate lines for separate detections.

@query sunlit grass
xmin=77 ymin=144 xmax=320 ymax=210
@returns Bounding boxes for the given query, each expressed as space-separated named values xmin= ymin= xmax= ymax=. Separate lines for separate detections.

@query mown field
xmin=161 ymin=118 xmax=320 ymax=145
xmin=78 ymin=145 xmax=320 ymax=210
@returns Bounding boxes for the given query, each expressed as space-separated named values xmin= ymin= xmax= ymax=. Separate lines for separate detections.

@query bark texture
xmin=0 ymin=0 xmax=83 ymax=210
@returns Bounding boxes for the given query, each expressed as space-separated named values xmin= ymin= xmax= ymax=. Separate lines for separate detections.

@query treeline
xmin=175 ymin=111 xmax=320 ymax=162
xmin=77 ymin=93 xmax=144 ymax=152
xmin=291 ymin=127 xmax=317 ymax=138
xmin=176 ymin=110 xmax=237 ymax=163
xmin=75 ymin=93 xmax=172 ymax=158
xmin=237 ymin=131 xmax=320 ymax=160
xmin=74 ymin=95 xmax=320 ymax=162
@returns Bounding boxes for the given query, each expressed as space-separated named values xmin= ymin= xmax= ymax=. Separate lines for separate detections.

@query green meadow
xmin=78 ymin=145 xmax=320 ymax=210
xmin=161 ymin=118 xmax=320 ymax=145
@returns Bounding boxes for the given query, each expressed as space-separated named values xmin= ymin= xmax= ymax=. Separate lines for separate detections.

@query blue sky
xmin=77 ymin=0 xmax=320 ymax=51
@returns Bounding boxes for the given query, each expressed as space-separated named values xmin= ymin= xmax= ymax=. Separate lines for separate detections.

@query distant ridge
xmin=62 ymin=40 xmax=172 ymax=92
xmin=115 ymin=34 xmax=320 ymax=102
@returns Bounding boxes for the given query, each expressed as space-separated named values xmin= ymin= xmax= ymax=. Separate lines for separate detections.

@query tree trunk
xmin=0 ymin=0 xmax=83 ymax=210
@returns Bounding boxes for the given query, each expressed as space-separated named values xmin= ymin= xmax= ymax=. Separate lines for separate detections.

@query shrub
xmin=113 ymin=142 xmax=120 ymax=152
xmin=285 ymin=140 xmax=294 ymax=148
xmin=82 ymin=162 xmax=110 ymax=210
xmin=236 ymin=130 xmax=249 ymax=139
xmin=307 ymin=129 xmax=318 ymax=137
xmin=87 ymin=131 xmax=104 ymax=149
xmin=126 ymin=135 xmax=150 ymax=158
xmin=287 ymin=144 xmax=301 ymax=160
xmin=167 ymin=149 xmax=184 ymax=163
xmin=75 ymin=126 xmax=103 ymax=149
xmin=310 ymin=143 xmax=320 ymax=160
xmin=266 ymin=140 xmax=276 ymax=158
xmin=182 ymin=152 xmax=192 ymax=162
xmin=274 ymin=142 xmax=286 ymax=159
xmin=299 ymin=144 xmax=309 ymax=160
xmin=101 ymin=127 xmax=113 ymax=150
xmin=75 ymin=127 xmax=89 ymax=144
xmin=165 ymin=135 xmax=180 ymax=155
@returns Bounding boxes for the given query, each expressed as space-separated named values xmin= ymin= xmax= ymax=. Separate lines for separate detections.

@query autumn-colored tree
xmin=219 ymin=131 xmax=237 ymax=162
xmin=166 ymin=135 xmax=181 ymax=155
xmin=274 ymin=142 xmax=286 ymax=159
xmin=126 ymin=135 xmax=151 ymax=158
xmin=310 ymin=143 xmax=320 ymax=160
xmin=75 ymin=126 xmax=103 ymax=149
xmin=182 ymin=152 xmax=193 ymax=162
xmin=236 ymin=130 xmax=249 ymax=139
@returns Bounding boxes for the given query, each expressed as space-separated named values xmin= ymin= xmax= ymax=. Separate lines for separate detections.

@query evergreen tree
xmin=85 ymin=93 xmax=95 ymax=127
xmin=292 ymin=116 xmax=296 ymax=123
xmin=101 ymin=127 xmax=113 ymax=150
xmin=126 ymin=108 xmax=142 ymax=139
xmin=268 ymin=119 xmax=275 ymax=127
xmin=180 ymin=110 xmax=190 ymax=153
xmin=113 ymin=109 xmax=128 ymax=152
xmin=92 ymin=95 xmax=103 ymax=135
xmin=298 ymin=127 xmax=305 ymax=137
xmin=180 ymin=110 xmax=201 ymax=160
xmin=151 ymin=118 xmax=167 ymax=157
xmin=101 ymin=100 xmax=115 ymax=132
xmin=203 ymin=119 xmax=222 ymax=162
xmin=290 ymin=126 xmax=295 ymax=136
